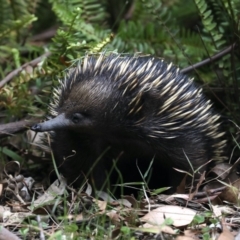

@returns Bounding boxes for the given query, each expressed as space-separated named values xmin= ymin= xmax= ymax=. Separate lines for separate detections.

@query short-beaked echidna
xmin=32 ymin=53 xmax=227 ymax=191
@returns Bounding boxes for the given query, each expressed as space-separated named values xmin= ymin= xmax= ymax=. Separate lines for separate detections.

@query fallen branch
xmin=0 ymin=52 xmax=51 ymax=89
xmin=0 ymin=118 xmax=39 ymax=138
xmin=181 ymin=43 xmax=236 ymax=74
xmin=0 ymin=226 xmax=21 ymax=240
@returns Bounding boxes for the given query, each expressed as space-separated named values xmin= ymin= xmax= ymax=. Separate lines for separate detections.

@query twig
xmin=0 ymin=118 xmax=40 ymax=139
xmin=0 ymin=52 xmax=51 ymax=89
xmin=31 ymin=26 xmax=57 ymax=42
xmin=0 ymin=226 xmax=21 ymax=240
xmin=181 ymin=43 xmax=236 ymax=74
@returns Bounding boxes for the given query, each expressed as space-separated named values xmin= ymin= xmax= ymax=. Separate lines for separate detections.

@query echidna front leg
xmin=50 ymin=130 xmax=109 ymax=189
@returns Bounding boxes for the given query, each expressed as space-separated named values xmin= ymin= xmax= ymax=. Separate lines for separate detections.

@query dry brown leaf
xmin=32 ymin=177 xmax=67 ymax=209
xmin=218 ymin=218 xmax=234 ymax=240
xmin=212 ymin=205 xmax=235 ymax=218
xmin=210 ymin=162 xmax=232 ymax=180
xmin=176 ymin=236 xmax=198 ymax=240
xmin=94 ymin=199 xmax=107 ymax=212
xmin=165 ymin=194 xmax=190 ymax=202
xmin=68 ymin=213 xmax=83 ymax=221
xmin=117 ymin=198 xmax=132 ymax=208
xmin=140 ymin=205 xmax=196 ymax=227
xmin=111 ymin=227 xmax=121 ymax=239
xmin=96 ymin=191 xmax=115 ymax=202
xmin=107 ymin=210 xmax=122 ymax=224
xmin=0 ymin=206 xmax=11 ymax=223
xmin=120 ymin=195 xmax=137 ymax=208
xmin=2 ymin=211 xmax=34 ymax=226
xmin=177 ymin=229 xmax=201 ymax=239
xmin=176 ymin=174 xmax=187 ymax=194
xmin=219 ymin=178 xmax=240 ymax=204
xmin=85 ymin=183 xmax=93 ymax=196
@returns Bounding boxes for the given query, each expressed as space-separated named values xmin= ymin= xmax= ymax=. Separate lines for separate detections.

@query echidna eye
xmin=71 ymin=113 xmax=82 ymax=124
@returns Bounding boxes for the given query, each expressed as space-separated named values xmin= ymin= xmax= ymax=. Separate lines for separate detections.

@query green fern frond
xmin=194 ymin=0 xmax=227 ymax=49
xmin=8 ymin=0 xmax=31 ymax=19
xmin=0 ymin=0 xmax=39 ymax=22
xmin=76 ymin=0 xmax=109 ymax=25
xmin=0 ymin=0 xmax=39 ymax=44
xmin=222 ymin=0 xmax=239 ymax=22
xmin=0 ymin=15 xmax=37 ymax=41
xmin=90 ymin=34 xmax=113 ymax=53
xmin=49 ymin=0 xmax=111 ymax=63
xmin=49 ymin=0 xmax=109 ymax=28
xmin=0 ymin=0 xmax=12 ymax=23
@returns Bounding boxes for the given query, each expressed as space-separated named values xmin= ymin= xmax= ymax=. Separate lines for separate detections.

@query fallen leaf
xmin=210 ymin=162 xmax=232 ymax=180
xmin=176 ymin=229 xmax=201 ymax=239
xmin=94 ymin=199 xmax=107 ymax=212
xmin=218 ymin=218 xmax=234 ymax=240
xmin=32 ymin=177 xmax=67 ymax=209
xmin=140 ymin=205 xmax=196 ymax=227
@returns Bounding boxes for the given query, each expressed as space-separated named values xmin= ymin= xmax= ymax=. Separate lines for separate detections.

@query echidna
xmin=31 ymin=53 xmax=227 ymax=192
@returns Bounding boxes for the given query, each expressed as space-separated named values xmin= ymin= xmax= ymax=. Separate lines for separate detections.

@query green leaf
xmin=0 ymin=147 xmax=24 ymax=163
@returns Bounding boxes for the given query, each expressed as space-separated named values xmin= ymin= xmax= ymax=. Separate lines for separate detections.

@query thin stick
xmin=0 ymin=52 xmax=51 ymax=88
xmin=181 ymin=43 xmax=236 ymax=74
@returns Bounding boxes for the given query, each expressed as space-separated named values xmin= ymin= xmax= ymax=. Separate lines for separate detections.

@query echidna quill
xmin=31 ymin=53 xmax=227 ymax=192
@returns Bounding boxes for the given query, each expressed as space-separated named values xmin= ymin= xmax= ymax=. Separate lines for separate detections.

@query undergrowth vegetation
xmin=0 ymin=0 xmax=240 ymax=239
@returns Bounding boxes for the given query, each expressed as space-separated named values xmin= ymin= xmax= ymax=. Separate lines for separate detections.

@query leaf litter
xmin=0 ymin=160 xmax=239 ymax=239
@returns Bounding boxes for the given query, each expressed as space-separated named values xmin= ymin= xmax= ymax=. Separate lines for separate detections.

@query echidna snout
xmin=32 ymin=53 xmax=227 ymax=192
xmin=31 ymin=124 xmax=42 ymax=132
xmin=31 ymin=114 xmax=76 ymax=132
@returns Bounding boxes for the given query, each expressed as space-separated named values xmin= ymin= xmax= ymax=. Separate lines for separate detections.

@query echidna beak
xmin=31 ymin=124 xmax=42 ymax=132
xmin=30 ymin=114 xmax=71 ymax=132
